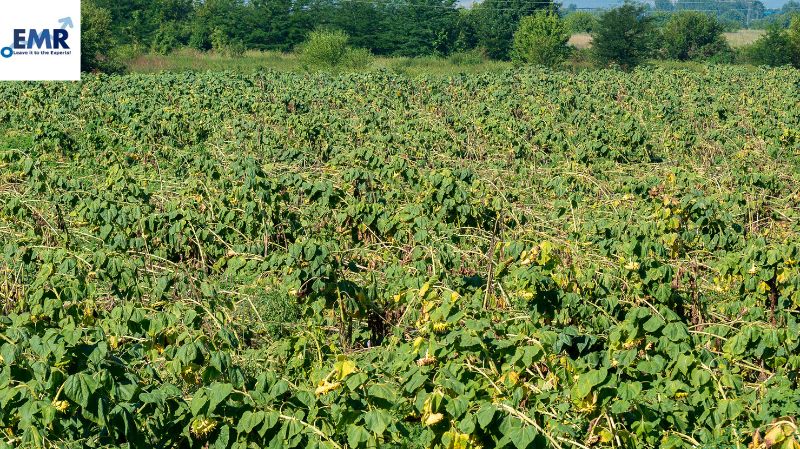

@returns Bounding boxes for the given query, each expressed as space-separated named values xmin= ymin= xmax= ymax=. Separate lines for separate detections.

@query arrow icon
xmin=58 ymin=17 xmax=74 ymax=29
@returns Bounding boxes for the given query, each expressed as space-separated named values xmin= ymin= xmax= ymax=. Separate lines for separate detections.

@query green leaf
xmin=214 ymin=425 xmax=230 ymax=449
xmin=643 ymin=315 xmax=665 ymax=333
xmin=723 ymin=332 xmax=749 ymax=357
xmin=208 ymin=383 xmax=234 ymax=413
xmin=63 ymin=373 xmax=98 ymax=408
xmin=345 ymin=372 xmax=368 ymax=391
xmin=476 ymin=404 xmax=495 ymax=429
xmin=367 ymin=384 xmax=397 ymax=403
xmin=458 ymin=413 xmax=476 ymax=434
xmin=364 ymin=410 xmax=390 ymax=435
xmin=690 ymin=369 xmax=711 ymax=387
xmin=573 ymin=367 xmax=608 ymax=399
xmin=190 ymin=390 xmax=208 ymax=416
xmin=258 ymin=411 xmax=280 ymax=437
xmin=509 ymin=425 xmax=537 ymax=449
xmin=238 ymin=411 xmax=265 ymax=434
xmin=663 ymin=322 xmax=689 ymax=342
xmin=346 ymin=425 xmax=369 ymax=448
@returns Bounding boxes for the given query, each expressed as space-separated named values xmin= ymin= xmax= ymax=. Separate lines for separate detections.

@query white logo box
xmin=0 ymin=0 xmax=81 ymax=81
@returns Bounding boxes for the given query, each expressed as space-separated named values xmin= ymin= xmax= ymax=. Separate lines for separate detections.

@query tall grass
xmin=125 ymin=48 xmax=512 ymax=75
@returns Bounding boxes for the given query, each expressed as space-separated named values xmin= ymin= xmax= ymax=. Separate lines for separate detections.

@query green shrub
xmin=299 ymin=29 xmax=351 ymax=67
xmin=512 ymin=11 xmax=570 ymax=67
xmin=744 ymin=24 xmax=795 ymax=66
xmin=342 ymin=47 xmax=374 ymax=70
xmin=661 ymin=11 xmax=730 ymax=61
xmin=592 ymin=4 xmax=656 ymax=69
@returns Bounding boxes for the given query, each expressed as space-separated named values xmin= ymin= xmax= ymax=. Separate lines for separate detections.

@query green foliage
xmin=790 ymin=14 xmax=800 ymax=66
xmin=661 ymin=11 xmax=731 ymax=60
xmin=512 ymin=11 xmax=570 ymax=66
xmin=300 ymin=29 xmax=349 ymax=66
xmin=592 ymin=3 xmax=655 ymax=69
xmin=210 ymin=27 xmax=246 ymax=57
xmin=323 ymin=0 xmax=463 ymax=57
xmin=743 ymin=23 xmax=796 ymax=66
xmin=299 ymin=29 xmax=373 ymax=68
xmin=81 ymin=0 xmax=124 ymax=73
xmin=472 ymin=0 xmax=556 ymax=60
xmin=150 ymin=24 xmax=186 ymax=55
xmin=1 ymin=66 xmax=800 ymax=448
xmin=343 ymin=47 xmax=375 ymax=69
xmin=564 ymin=11 xmax=599 ymax=33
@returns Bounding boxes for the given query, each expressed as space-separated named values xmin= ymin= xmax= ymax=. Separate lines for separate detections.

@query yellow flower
xmin=518 ymin=290 xmax=534 ymax=300
xmin=432 ymin=321 xmax=450 ymax=334
xmin=52 ymin=400 xmax=69 ymax=413
xmin=418 ymin=282 xmax=430 ymax=299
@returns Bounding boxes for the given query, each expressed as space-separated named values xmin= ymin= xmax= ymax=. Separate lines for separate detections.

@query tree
xmin=744 ymin=23 xmax=794 ymax=66
xmin=92 ymin=0 xmax=193 ymax=47
xmin=592 ymin=3 xmax=655 ymax=69
xmin=81 ymin=1 xmax=123 ymax=73
xmin=512 ymin=11 xmax=570 ymax=66
xmin=375 ymin=0 xmax=461 ymax=56
xmin=661 ymin=11 xmax=729 ymax=60
xmin=189 ymin=0 xmax=249 ymax=51
xmin=790 ymin=14 xmax=800 ymax=67
xmin=473 ymin=0 xmax=556 ymax=60
xmin=310 ymin=0 xmax=461 ymax=57
xmin=243 ymin=0 xmax=310 ymax=52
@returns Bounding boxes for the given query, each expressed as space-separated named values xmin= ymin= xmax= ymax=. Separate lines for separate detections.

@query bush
xmin=744 ymin=23 xmax=795 ymax=66
xmin=512 ymin=11 xmax=570 ymax=67
xmin=661 ymin=11 xmax=730 ymax=61
xmin=299 ymin=29 xmax=351 ymax=67
xmin=592 ymin=4 xmax=656 ymax=69
xmin=297 ymin=30 xmax=373 ymax=70
xmin=342 ymin=47 xmax=374 ymax=70
xmin=565 ymin=11 xmax=599 ymax=33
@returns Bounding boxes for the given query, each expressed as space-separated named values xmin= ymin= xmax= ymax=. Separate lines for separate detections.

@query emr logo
xmin=14 ymin=28 xmax=71 ymax=50
xmin=0 ymin=1 xmax=81 ymax=80
xmin=1 ymin=17 xmax=73 ymax=59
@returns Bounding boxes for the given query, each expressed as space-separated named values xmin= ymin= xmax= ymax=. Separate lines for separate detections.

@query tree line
xmin=81 ymin=0 xmax=800 ymax=72
xmin=513 ymin=5 xmax=799 ymax=69
xmin=86 ymin=0 xmax=558 ymax=60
